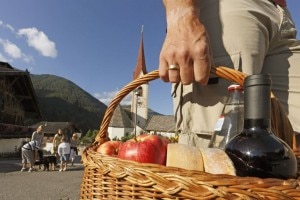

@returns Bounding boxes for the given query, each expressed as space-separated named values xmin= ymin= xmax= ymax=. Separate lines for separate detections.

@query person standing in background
xmin=69 ymin=133 xmax=79 ymax=166
xmin=31 ymin=125 xmax=44 ymax=164
xmin=20 ymin=140 xmax=40 ymax=172
xmin=57 ymin=135 xmax=71 ymax=172
xmin=52 ymin=129 xmax=64 ymax=163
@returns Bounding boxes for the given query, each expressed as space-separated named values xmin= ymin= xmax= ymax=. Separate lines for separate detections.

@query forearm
xmin=163 ymin=0 xmax=201 ymax=28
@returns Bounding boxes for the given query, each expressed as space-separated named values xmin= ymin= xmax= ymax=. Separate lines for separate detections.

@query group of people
xmin=21 ymin=125 xmax=80 ymax=172
xmin=52 ymin=129 xmax=79 ymax=172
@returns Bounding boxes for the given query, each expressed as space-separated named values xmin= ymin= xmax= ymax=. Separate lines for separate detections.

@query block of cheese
xmin=166 ymin=143 xmax=204 ymax=171
xmin=199 ymin=148 xmax=236 ymax=176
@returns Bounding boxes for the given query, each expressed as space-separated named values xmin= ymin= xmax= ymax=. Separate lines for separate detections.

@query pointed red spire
xmin=133 ymin=26 xmax=147 ymax=80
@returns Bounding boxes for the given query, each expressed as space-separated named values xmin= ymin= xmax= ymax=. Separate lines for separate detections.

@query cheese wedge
xmin=199 ymin=147 xmax=236 ymax=176
xmin=166 ymin=143 xmax=204 ymax=171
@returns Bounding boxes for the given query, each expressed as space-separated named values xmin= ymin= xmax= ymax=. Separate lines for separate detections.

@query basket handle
xmin=94 ymin=66 xmax=246 ymax=144
xmin=94 ymin=66 xmax=295 ymax=149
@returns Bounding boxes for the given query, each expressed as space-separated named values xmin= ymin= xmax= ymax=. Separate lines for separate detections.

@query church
xmin=107 ymin=30 xmax=176 ymax=140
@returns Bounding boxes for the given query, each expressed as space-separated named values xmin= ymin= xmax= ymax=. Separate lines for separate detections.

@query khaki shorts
xmin=175 ymin=0 xmax=300 ymax=147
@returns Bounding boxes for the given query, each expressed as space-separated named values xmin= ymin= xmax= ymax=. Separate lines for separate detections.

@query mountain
xmin=30 ymin=74 xmax=165 ymax=134
xmin=30 ymin=74 xmax=107 ymax=133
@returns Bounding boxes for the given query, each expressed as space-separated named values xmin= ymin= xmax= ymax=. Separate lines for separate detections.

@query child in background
xmin=69 ymin=133 xmax=79 ymax=166
xmin=52 ymin=129 xmax=64 ymax=163
xmin=57 ymin=136 xmax=70 ymax=172
xmin=21 ymin=140 xmax=40 ymax=172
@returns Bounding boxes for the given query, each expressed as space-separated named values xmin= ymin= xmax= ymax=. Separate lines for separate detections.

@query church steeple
xmin=131 ymin=26 xmax=149 ymax=135
xmin=133 ymin=26 xmax=147 ymax=80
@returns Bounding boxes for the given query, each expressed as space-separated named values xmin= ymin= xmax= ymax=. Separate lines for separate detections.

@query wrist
xmin=163 ymin=0 xmax=200 ymax=26
xmin=167 ymin=7 xmax=198 ymax=27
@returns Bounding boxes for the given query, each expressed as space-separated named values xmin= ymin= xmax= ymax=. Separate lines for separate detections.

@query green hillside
xmin=30 ymin=74 xmax=107 ymax=133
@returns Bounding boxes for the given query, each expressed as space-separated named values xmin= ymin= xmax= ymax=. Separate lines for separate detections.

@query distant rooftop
xmin=145 ymin=115 xmax=176 ymax=132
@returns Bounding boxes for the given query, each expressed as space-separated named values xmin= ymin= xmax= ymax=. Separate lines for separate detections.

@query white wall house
xmin=0 ymin=138 xmax=28 ymax=152
xmin=108 ymin=127 xmax=133 ymax=140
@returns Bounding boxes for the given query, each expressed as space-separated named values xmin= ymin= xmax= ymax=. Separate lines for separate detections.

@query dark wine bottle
xmin=225 ymin=74 xmax=297 ymax=179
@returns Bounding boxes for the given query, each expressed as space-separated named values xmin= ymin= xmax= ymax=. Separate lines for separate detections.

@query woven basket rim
xmin=81 ymin=143 xmax=300 ymax=199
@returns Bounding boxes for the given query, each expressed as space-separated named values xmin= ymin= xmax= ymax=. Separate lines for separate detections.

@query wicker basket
xmin=80 ymin=67 xmax=300 ymax=200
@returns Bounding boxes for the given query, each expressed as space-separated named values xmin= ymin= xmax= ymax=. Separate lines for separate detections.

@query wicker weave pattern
xmin=80 ymin=67 xmax=300 ymax=199
xmin=81 ymin=148 xmax=300 ymax=199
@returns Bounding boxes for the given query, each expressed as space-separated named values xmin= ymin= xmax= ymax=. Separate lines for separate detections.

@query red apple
xmin=117 ymin=134 xmax=168 ymax=165
xmin=160 ymin=137 xmax=170 ymax=165
xmin=96 ymin=141 xmax=122 ymax=156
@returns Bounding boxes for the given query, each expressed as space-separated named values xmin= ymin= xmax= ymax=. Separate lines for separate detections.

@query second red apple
xmin=118 ymin=134 xmax=168 ymax=165
xmin=96 ymin=140 xmax=123 ymax=156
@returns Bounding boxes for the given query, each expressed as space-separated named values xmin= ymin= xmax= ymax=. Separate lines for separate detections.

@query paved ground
xmin=0 ymin=156 xmax=84 ymax=200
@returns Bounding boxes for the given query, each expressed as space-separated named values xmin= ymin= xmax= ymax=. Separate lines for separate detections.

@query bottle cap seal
xmin=244 ymin=74 xmax=271 ymax=88
xmin=228 ymin=84 xmax=243 ymax=92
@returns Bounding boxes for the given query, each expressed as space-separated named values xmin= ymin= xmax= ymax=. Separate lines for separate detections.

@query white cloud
xmin=0 ymin=39 xmax=22 ymax=58
xmin=5 ymin=24 xmax=15 ymax=32
xmin=0 ymin=38 xmax=34 ymax=63
xmin=22 ymin=53 xmax=34 ymax=63
xmin=18 ymin=27 xmax=57 ymax=58
xmin=0 ymin=21 xmax=15 ymax=32
xmin=0 ymin=52 xmax=11 ymax=62
xmin=0 ymin=21 xmax=52 ymax=65
xmin=94 ymin=89 xmax=132 ymax=105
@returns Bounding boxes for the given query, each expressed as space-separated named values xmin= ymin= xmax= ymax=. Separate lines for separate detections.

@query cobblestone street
xmin=0 ymin=156 xmax=83 ymax=200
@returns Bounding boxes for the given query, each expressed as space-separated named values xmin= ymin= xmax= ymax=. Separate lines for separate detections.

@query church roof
xmin=0 ymin=61 xmax=42 ymax=120
xmin=145 ymin=115 xmax=176 ymax=132
xmin=132 ymin=32 xmax=147 ymax=80
xmin=109 ymin=105 xmax=134 ymax=128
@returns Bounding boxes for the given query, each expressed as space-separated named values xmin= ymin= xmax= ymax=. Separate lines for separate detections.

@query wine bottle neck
xmin=244 ymin=79 xmax=271 ymax=120
xmin=244 ymin=119 xmax=271 ymax=130
xmin=243 ymin=74 xmax=272 ymax=130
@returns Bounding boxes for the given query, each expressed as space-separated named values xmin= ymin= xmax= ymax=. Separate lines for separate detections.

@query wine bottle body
xmin=225 ymin=120 xmax=297 ymax=179
xmin=225 ymin=74 xmax=297 ymax=179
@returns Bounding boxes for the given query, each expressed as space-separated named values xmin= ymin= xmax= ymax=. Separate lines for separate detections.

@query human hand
xmin=159 ymin=0 xmax=213 ymax=85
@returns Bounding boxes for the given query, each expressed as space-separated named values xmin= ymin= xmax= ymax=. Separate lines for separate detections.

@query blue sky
xmin=0 ymin=1 xmax=299 ymax=116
